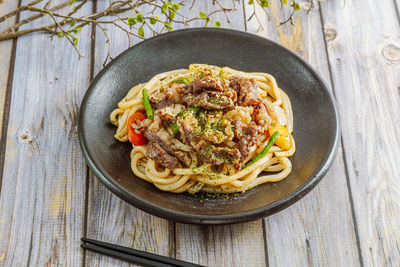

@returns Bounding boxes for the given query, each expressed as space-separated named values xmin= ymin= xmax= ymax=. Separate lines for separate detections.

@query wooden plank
xmin=0 ymin=1 xmax=92 ymax=266
xmin=173 ymin=2 xmax=266 ymax=267
xmin=245 ymin=1 xmax=361 ymax=265
xmin=176 ymin=222 xmax=266 ymax=267
xmin=85 ymin=3 xmax=175 ymax=267
xmin=320 ymin=0 xmax=400 ymax=266
xmin=0 ymin=1 xmax=19 ymax=150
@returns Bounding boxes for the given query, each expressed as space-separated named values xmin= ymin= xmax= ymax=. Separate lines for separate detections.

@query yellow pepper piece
xmin=269 ymin=124 xmax=292 ymax=150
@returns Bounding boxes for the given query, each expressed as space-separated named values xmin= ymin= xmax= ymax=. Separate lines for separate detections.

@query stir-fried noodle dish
xmin=110 ymin=64 xmax=295 ymax=194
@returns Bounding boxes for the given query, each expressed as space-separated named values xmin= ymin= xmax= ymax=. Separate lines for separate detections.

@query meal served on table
xmin=110 ymin=64 xmax=295 ymax=194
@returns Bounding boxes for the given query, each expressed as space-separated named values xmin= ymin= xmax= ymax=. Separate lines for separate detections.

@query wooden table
xmin=1 ymin=0 xmax=399 ymax=266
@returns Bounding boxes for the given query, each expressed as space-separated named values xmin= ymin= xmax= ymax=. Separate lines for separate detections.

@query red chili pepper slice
xmin=127 ymin=113 xmax=146 ymax=146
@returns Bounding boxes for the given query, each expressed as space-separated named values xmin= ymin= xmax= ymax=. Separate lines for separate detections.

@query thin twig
xmin=0 ymin=0 xmax=44 ymax=23
xmin=3 ymin=1 xmax=70 ymax=35
xmin=47 ymin=10 xmax=83 ymax=58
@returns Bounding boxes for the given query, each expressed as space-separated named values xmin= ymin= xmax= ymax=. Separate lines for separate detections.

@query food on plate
xmin=110 ymin=64 xmax=295 ymax=194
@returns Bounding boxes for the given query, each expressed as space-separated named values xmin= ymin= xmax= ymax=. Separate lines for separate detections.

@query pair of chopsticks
xmin=81 ymin=237 xmax=204 ymax=267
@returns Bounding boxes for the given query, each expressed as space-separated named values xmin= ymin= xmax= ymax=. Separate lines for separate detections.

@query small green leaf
xmin=128 ymin=17 xmax=136 ymax=26
xmin=260 ymin=0 xmax=269 ymax=7
xmin=149 ymin=17 xmax=157 ymax=24
xmin=70 ymin=19 xmax=76 ymax=27
xmin=138 ymin=26 xmax=144 ymax=37
xmin=57 ymin=32 xmax=64 ymax=38
xmin=172 ymin=4 xmax=180 ymax=11
xmin=199 ymin=11 xmax=207 ymax=18
xmin=170 ymin=11 xmax=175 ymax=20
xmin=71 ymin=27 xmax=81 ymax=34
xmin=69 ymin=0 xmax=75 ymax=6
xmin=292 ymin=2 xmax=300 ymax=10
xmin=164 ymin=21 xmax=173 ymax=31
xmin=72 ymin=37 xmax=78 ymax=46
xmin=248 ymin=0 xmax=254 ymax=4
xmin=282 ymin=0 xmax=288 ymax=4
xmin=212 ymin=21 xmax=221 ymax=27
xmin=136 ymin=13 xmax=143 ymax=23
xmin=161 ymin=3 xmax=168 ymax=14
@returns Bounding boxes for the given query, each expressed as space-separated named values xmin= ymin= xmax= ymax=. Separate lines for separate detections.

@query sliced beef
xmin=233 ymin=120 xmax=263 ymax=168
xmin=229 ymin=76 xmax=260 ymax=107
xmin=145 ymin=119 xmax=191 ymax=166
xmin=183 ymin=77 xmax=225 ymax=94
xmin=197 ymin=144 xmax=241 ymax=165
xmin=146 ymin=142 xmax=179 ymax=170
xmin=182 ymin=92 xmax=235 ymax=110
xmin=152 ymin=99 xmax=173 ymax=110
xmin=145 ymin=128 xmax=175 ymax=155
xmin=149 ymin=83 xmax=183 ymax=108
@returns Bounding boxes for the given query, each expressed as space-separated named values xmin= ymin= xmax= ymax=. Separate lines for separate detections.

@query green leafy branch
xmin=0 ymin=0 xmax=312 ymax=63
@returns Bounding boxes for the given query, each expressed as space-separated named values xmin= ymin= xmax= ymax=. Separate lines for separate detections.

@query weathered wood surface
xmin=245 ymin=1 xmax=361 ymax=266
xmin=320 ymin=0 xmax=400 ymax=266
xmin=0 ymin=0 xmax=19 ymax=181
xmin=0 ymin=1 xmax=92 ymax=266
xmin=1 ymin=0 xmax=400 ymax=266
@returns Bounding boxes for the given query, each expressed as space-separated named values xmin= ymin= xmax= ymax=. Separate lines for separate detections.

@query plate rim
xmin=78 ymin=27 xmax=341 ymax=225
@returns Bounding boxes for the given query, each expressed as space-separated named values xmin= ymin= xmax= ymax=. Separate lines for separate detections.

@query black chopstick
xmin=81 ymin=237 xmax=205 ymax=267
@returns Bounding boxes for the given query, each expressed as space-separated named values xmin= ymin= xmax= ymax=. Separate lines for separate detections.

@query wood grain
xmin=173 ymin=2 xmax=266 ymax=267
xmin=0 ymin=1 xmax=19 ymax=143
xmin=320 ymin=0 xmax=400 ymax=266
xmin=245 ymin=1 xmax=361 ymax=266
xmin=0 ymin=1 xmax=92 ymax=266
xmin=85 ymin=2 xmax=175 ymax=267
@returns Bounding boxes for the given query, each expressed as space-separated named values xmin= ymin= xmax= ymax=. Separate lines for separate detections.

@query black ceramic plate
xmin=79 ymin=28 xmax=340 ymax=224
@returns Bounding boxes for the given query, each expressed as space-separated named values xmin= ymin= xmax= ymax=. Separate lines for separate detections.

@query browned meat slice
xmin=197 ymin=144 xmax=241 ymax=165
xmin=152 ymin=99 xmax=172 ymax=110
xmin=229 ymin=76 xmax=260 ymax=106
xmin=145 ymin=121 xmax=191 ymax=166
xmin=233 ymin=120 xmax=263 ymax=168
xmin=146 ymin=142 xmax=179 ymax=170
xmin=145 ymin=127 xmax=175 ymax=154
xmin=182 ymin=92 xmax=235 ymax=110
xmin=183 ymin=77 xmax=225 ymax=94
xmin=149 ymin=83 xmax=183 ymax=107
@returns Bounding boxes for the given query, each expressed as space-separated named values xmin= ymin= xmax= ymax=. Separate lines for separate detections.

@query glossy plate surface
xmin=79 ymin=28 xmax=340 ymax=224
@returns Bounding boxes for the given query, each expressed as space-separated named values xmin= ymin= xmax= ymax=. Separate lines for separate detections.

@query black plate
xmin=78 ymin=28 xmax=340 ymax=224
